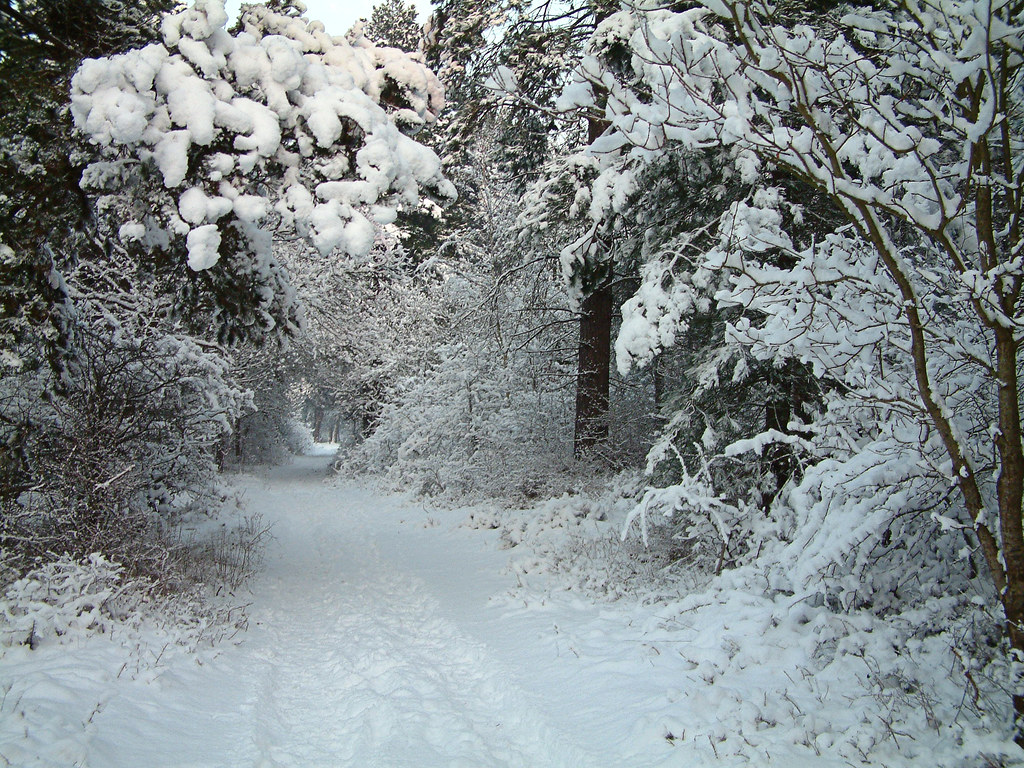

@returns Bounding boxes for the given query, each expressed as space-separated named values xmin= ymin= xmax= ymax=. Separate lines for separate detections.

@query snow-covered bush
xmin=350 ymin=339 xmax=578 ymax=500
xmin=474 ymin=480 xmax=712 ymax=600
xmin=0 ymin=553 xmax=134 ymax=648
xmin=0 ymin=267 xmax=251 ymax=575
xmin=486 ymin=478 xmax=1020 ymax=764
xmin=647 ymin=572 xmax=1016 ymax=766
xmin=172 ymin=510 xmax=271 ymax=592
xmin=0 ymin=541 xmax=258 ymax=654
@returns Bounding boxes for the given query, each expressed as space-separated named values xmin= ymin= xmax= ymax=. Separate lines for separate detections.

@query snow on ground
xmin=2 ymin=450 xmax=1020 ymax=767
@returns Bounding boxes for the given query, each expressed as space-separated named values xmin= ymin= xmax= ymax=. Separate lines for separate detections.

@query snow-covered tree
xmin=0 ymin=240 xmax=251 ymax=574
xmin=562 ymin=0 xmax=1024 ymax=734
xmin=433 ymin=0 xmax=642 ymax=460
xmin=346 ymin=250 xmax=584 ymax=501
xmin=0 ymin=0 xmax=173 ymax=376
xmin=363 ymin=0 xmax=422 ymax=53
xmin=0 ymin=0 xmax=189 ymax=572
xmin=280 ymin=224 xmax=453 ymax=438
xmin=70 ymin=0 xmax=454 ymax=342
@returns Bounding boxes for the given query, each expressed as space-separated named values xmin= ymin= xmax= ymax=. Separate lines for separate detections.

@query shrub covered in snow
xmin=1 ymin=502 xmax=266 ymax=650
xmin=350 ymin=340 xmax=580 ymax=500
xmin=482 ymin=481 xmax=1021 ymax=766
xmin=0 ymin=554 xmax=129 ymax=648
xmin=0 ymin=281 xmax=251 ymax=576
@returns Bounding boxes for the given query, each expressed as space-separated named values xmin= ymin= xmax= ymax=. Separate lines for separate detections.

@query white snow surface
xmin=0 ymin=455 xmax=641 ymax=767
xmin=2 ymin=451 xmax=1018 ymax=766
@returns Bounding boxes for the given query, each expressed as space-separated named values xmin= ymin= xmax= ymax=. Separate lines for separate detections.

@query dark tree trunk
xmin=572 ymin=114 xmax=615 ymax=461
xmin=573 ymin=279 xmax=613 ymax=459
xmin=762 ymin=360 xmax=806 ymax=511
xmin=652 ymin=354 xmax=666 ymax=415
xmin=311 ymin=406 xmax=324 ymax=443
xmin=762 ymin=395 xmax=791 ymax=508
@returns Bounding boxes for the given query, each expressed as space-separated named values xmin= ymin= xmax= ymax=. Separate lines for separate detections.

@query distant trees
xmin=346 ymin=224 xmax=583 ymax=500
xmin=363 ymin=0 xmax=421 ymax=53
xmin=278 ymin=225 xmax=453 ymax=440
xmin=426 ymin=0 xmax=639 ymax=460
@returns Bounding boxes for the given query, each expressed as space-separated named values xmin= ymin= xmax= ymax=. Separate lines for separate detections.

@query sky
xmin=224 ymin=0 xmax=434 ymax=37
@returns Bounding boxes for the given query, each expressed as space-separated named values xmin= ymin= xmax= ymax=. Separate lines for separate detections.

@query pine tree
xmin=424 ymin=0 xmax=629 ymax=459
xmin=363 ymin=0 xmax=421 ymax=52
xmin=70 ymin=0 xmax=452 ymax=343
xmin=0 ymin=0 xmax=172 ymax=374
xmin=0 ymin=0 xmax=172 ymax=508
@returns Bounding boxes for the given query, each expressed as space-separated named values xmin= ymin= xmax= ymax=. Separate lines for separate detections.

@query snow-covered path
xmin=7 ymin=451 xmax=1001 ymax=767
xmin=82 ymin=453 xmax=618 ymax=768
xmin=235 ymin=455 xmax=602 ymax=767
xmin=8 ymin=450 xmax=901 ymax=768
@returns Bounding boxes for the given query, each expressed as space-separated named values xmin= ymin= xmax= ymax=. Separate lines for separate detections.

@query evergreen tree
xmin=70 ymin=0 xmax=451 ymax=343
xmin=363 ymin=0 xmax=421 ymax=52
xmin=0 ymin=0 xmax=172 ymax=375
xmin=0 ymin=0 xmax=172 ymax=516
xmin=424 ymin=0 xmax=630 ymax=460
xmin=564 ymin=0 xmax=1024 ymax=734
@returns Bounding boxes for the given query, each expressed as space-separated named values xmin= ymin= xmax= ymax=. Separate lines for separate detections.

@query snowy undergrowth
xmin=468 ymin=483 xmax=1023 ymax=767
xmin=344 ymin=346 xmax=590 ymax=504
xmin=0 ymin=582 xmax=245 ymax=767
xmin=0 ymin=518 xmax=258 ymax=766
xmin=638 ymin=575 xmax=1016 ymax=766
xmin=0 ymin=552 xmax=248 ymax=653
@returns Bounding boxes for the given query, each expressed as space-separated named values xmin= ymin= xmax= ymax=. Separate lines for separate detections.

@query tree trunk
xmin=573 ymin=279 xmax=613 ymax=459
xmin=762 ymin=359 xmax=811 ymax=511
xmin=652 ymin=354 xmax=666 ymax=416
xmin=762 ymin=394 xmax=791 ymax=511
xmin=312 ymin=406 xmax=324 ymax=443
xmin=573 ymin=114 xmax=615 ymax=461
xmin=993 ymin=326 xmax=1024 ymax=741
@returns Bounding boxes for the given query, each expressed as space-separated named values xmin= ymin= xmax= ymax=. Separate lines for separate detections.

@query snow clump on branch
xmin=70 ymin=0 xmax=454 ymax=295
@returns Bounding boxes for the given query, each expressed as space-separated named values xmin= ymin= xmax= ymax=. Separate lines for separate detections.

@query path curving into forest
xmin=4 ymin=449 xmax=987 ymax=768
xmin=83 ymin=452 xmax=608 ymax=768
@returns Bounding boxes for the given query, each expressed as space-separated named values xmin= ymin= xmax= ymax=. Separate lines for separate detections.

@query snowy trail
xmin=9 ymin=450 xmax=955 ymax=768
xmin=5 ymin=451 xmax=1017 ymax=767
xmin=86 ymin=453 xmax=607 ymax=768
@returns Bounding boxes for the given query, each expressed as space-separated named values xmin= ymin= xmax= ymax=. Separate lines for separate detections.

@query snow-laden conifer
xmin=71 ymin=0 xmax=454 ymax=340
